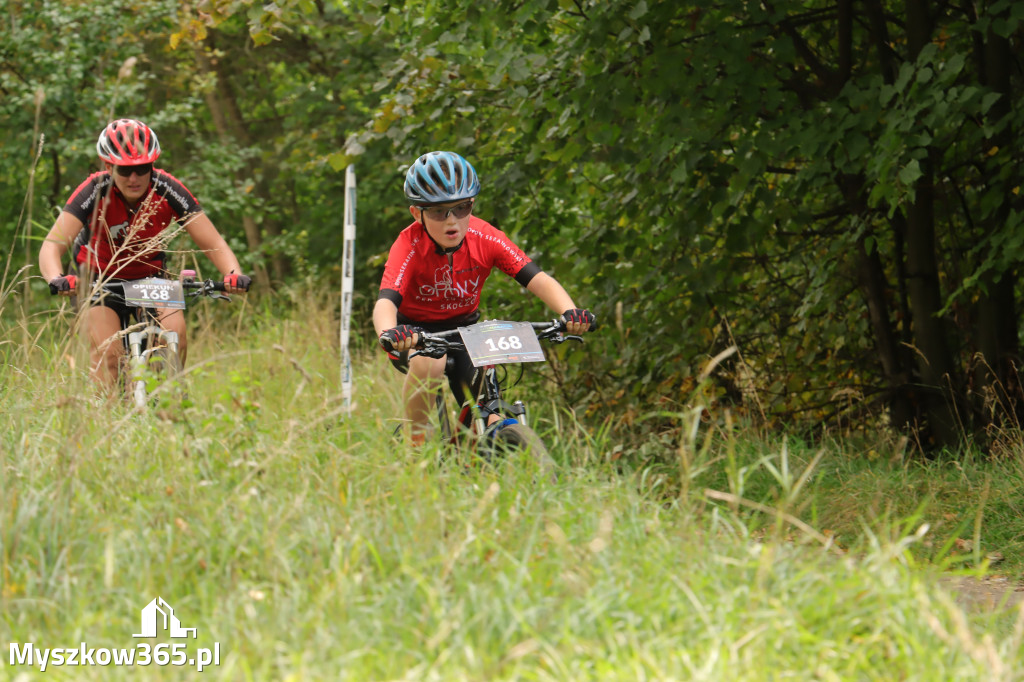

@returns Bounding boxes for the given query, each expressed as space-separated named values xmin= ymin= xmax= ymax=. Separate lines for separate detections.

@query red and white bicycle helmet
xmin=96 ymin=119 xmax=161 ymax=164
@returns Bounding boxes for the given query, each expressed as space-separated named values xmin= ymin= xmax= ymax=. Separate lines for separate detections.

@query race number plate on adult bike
xmin=107 ymin=272 xmax=231 ymax=408
xmin=122 ymin=278 xmax=187 ymax=310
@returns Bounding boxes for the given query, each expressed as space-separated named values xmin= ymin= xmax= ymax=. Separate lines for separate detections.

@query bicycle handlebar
xmin=49 ymin=270 xmax=243 ymax=298
xmin=410 ymin=319 xmax=582 ymax=359
xmin=92 ymin=279 xmax=227 ymax=295
xmin=182 ymin=279 xmax=227 ymax=294
xmin=84 ymin=277 xmax=232 ymax=304
xmin=421 ymin=320 xmax=562 ymax=341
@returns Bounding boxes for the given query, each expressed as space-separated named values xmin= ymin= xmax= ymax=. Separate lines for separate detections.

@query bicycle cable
xmin=498 ymin=362 xmax=526 ymax=391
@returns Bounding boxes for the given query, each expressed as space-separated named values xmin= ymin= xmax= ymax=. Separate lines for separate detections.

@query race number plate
xmin=458 ymin=320 xmax=546 ymax=367
xmin=122 ymin=278 xmax=186 ymax=310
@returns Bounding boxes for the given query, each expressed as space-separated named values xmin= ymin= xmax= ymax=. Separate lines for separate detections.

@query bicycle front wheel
xmin=487 ymin=423 xmax=557 ymax=482
xmin=149 ymin=343 xmax=184 ymax=401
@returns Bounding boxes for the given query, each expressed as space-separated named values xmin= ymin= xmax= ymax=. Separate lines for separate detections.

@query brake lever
xmin=186 ymin=282 xmax=231 ymax=300
xmin=409 ymin=346 xmax=447 ymax=360
xmin=541 ymin=330 xmax=583 ymax=344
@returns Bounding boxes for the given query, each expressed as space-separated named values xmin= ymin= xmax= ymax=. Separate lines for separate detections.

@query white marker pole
xmin=340 ymin=165 xmax=356 ymax=412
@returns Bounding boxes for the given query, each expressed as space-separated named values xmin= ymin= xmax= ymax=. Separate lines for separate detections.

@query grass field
xmin=2 ymin=286 xmax=1023 ymax=680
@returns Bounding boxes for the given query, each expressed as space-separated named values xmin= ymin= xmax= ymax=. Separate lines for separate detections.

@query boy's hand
xmin=379 ymin=325 xmax=422 ymax=353
xmin=561 ymin=308 xmax=595 ymax=335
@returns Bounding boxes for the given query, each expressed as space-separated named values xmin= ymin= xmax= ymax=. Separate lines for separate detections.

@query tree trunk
xmin=903 ymin=167 xmax=961 ymax=447
xmin=857 ymin=234 xmax=915 ymax=429
xmin=837 ymin=167 xmax=916 ymax=429
xmin=209 ymin=42 xmax=292 ymax=283
xmin=899 ymin=0 xmax=961 ymax=447
xmin=194 ymin=44 xmax=270 ymax=287
xmin=972 ymin=15 xmax=1019 ymax=429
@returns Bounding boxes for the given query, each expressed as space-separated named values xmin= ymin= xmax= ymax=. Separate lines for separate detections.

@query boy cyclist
xmin=374 ymin=151 xmax=594 ymax=445
xmin=39 ymin=118 xmax=251 ymax=391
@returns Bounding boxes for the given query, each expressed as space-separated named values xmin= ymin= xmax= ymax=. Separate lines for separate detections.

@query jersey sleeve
xmin=63 ymin=173 xmax=106 ymax=223
xmin=152 ymin=170 xmax=202 ymax=217
xmin=378 ymin=228 xmax=419 ymax=306
xmin=485 ymin=225 xmax=541 ymax=286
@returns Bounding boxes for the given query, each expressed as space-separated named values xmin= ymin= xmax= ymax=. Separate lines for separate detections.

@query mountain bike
xmin=63 ymin=269 xmax=234 ymax=408
xmin=411 ymin=318 xmax=584 ymax=474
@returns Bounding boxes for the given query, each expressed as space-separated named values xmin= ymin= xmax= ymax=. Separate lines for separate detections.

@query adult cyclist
xmin=373 ymin=150 xmax=595 ymax=445
xmin=39 ymin=118 xmax=251 ymax=392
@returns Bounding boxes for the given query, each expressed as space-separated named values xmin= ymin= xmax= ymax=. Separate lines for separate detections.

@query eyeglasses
xmin=422 ymin=201 xmax=474 ymax=222
xmin=113 ymin=163 xmax=153 ymax=177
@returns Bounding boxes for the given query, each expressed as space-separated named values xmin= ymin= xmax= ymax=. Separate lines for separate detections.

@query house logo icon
xmin=133 ymin=597 xmax=197 ymax=639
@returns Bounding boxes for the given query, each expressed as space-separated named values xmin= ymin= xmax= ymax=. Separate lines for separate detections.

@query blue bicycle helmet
xmin=404 ymin=151 xmax=480 ymax=206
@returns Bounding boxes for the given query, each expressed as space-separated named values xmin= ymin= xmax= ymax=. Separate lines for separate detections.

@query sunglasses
xmin=113 ymin=163 xmax=153 ymax=177
xmin=422 ymin=200 xmax=474 ymax=222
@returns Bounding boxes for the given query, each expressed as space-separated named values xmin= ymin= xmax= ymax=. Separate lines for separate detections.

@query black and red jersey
xmin=64 ymin=169 xmax=202 ymax=279
xmin=378 ymin=216 xmax=542 ymax=323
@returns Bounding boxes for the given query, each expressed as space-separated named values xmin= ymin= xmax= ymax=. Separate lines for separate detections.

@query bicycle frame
xmin=416 ymin=320 xmax=579 ymax=448
xmin=91 ymin=271 xmax=230 ymax=406
xmin=437 ymin=361 xmax=529 ymax=443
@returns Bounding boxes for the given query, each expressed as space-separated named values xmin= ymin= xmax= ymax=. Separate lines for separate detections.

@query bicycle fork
xmin=435 ymin=365 xmax=531 ymax=446
xmin=479 ymin=367 xmax=529 ymax=428
xmin=127 ymin=326 xmax=179 ymax=407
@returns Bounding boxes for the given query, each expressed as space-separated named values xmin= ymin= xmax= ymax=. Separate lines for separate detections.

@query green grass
xmin=2 ymin=284 xmax=1023 ymax=680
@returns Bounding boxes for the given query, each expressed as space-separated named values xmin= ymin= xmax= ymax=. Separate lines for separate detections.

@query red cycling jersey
xmin=64 ymin=169 xmax=202 ymax=280
xmin=378 ymin=216 xmax=542 ymax=323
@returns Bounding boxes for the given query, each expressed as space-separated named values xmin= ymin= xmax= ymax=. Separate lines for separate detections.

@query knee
xmin=162 ymin=314 xmax=186 ymax=339
xmin=408 ymin=356 xmax=446 ymax=383
xmin=92 ymin=344 xmax=122 ymax=375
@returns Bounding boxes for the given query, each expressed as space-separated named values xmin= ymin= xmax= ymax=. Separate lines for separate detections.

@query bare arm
xmin=526 ymin=271 xmax=576 ymax=314
xmin=373 ymin=298 xmax=399 ymax=338
xmin=526 ymin=271 xmax=594 ymax=335
xmin=183 ymin=212 xmax=243 ymax=277
xmin=39 ymin=211 xmax=85 ymax=283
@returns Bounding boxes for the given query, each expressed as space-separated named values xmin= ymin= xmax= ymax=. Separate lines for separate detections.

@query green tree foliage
xmin=3 ymin=0 xmax=1022 ymax=451
xmin=2 ymin=0 xmax=400 ymax=290
xmin=1 ymin=0 xmax=171 ymax=231
xmin=340 ymin=0 xmax=1024 ymax=450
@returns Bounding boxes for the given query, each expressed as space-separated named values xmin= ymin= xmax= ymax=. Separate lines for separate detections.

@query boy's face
xmin=410 ymin=200 xmax=474 ymax=250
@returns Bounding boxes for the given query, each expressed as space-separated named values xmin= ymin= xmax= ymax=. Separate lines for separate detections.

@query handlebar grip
xmin=181 ymin=279 xmax=227 ymax=293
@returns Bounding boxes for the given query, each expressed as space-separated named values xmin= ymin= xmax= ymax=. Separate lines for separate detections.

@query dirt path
xmin=939 ymin=575 xmax=1024 ymax=612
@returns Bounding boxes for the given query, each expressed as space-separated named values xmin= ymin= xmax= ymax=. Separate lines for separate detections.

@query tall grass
xmin=2 ymin=281 xmax=1023 ymax=680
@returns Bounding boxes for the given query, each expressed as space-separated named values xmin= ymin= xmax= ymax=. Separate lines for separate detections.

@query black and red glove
xmin=561 ymin=308 xmax=596 ymax=331
xmin=48 ymin=274 xmax=77 ymax=295
xmin=223 ymin=273 xmax=252 ymax=291
xmin=378 ymin=325 xmax=422 ymax=353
